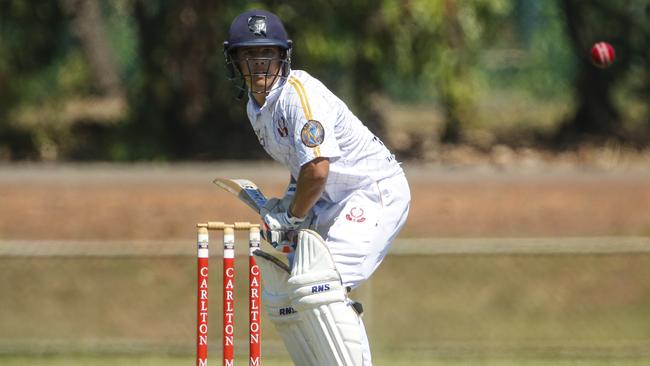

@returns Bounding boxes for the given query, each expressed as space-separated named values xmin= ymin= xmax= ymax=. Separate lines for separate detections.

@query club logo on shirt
xmin=277 ymin=116 xmax=289 ymax=137
xmin=300 ymin=120 xmax=324 ymax=147
xmin=345 ymin=207 xmax=366 ymax=223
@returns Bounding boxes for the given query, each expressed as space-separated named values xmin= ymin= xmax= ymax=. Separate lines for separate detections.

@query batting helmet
xmin=224 ymin=10 xmax=293 ymax=95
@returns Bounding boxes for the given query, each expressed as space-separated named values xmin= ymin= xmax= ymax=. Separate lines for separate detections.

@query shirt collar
xmin=248 ymin=75 xmax=288 ymax=114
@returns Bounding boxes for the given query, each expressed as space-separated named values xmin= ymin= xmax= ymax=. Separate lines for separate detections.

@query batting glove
xmin=261 ymin=209 xmax=305 ymax=253
xmin=260 ymin=183 xmax=296 ymax=216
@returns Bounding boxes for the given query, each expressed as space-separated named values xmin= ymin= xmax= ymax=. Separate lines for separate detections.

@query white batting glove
xmin=261 ymin=209 xmax=305 ymax=253
xmin=263 ymin=209 xmax=304 ymax=231
xmin=260 ymin=183 xmax=296 ymax=216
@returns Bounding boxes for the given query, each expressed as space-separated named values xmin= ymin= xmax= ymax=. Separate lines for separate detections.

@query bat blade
xmin=213 ymin=178 xmax=268 ymax=213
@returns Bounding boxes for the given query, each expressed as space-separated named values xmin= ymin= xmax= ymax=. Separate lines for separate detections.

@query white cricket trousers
xmin=316 ymin=172 xmax=411 ymax=366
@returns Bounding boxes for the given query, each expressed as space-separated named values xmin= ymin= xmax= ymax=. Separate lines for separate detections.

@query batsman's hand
xmin=261 ymin=209 xmax=305 ymax=253
xmin=260 ymin=182 xmax=296 ymax=215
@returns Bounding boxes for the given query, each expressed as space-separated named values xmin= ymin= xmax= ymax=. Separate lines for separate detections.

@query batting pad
xmin=287 ymin=230 xmax=363 ymax=366
xmin=253 ymin=250 xmax=319 ymax=365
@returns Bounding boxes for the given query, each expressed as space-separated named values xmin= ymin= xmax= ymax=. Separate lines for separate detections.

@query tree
xmin=0 ymin=1 xmax=69 ymax=159
xmin=268 ymin=0 xmax=510 ymax=147
xmin=125 ymin=0 xmax=262 ymax=160
xmin=59 ymin=0 xmax=123 ymax=97
xmin=556 ymin=0 xmax=650 ymax=146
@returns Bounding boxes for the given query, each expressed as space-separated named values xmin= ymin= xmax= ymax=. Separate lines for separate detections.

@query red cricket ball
xmin=590 ymin=42 xmax=615 ymax=68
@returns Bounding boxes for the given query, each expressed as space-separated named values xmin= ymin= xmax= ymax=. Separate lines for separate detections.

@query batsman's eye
xmin=239 ymin=48 xmax=277 ymax=59
xmin=260 ymin=48 xmax=278 ymax=57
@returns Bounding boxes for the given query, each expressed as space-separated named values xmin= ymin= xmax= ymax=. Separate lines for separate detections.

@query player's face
xmin=236 ymin=47 xmax=282 ymax=93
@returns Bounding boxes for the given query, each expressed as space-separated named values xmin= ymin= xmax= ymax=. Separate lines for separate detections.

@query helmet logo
xmin=248 ymin=16 xmax=267 ymax=37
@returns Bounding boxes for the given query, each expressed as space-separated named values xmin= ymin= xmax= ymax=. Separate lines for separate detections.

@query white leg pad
xmin=288 ymin=230 xmax=363 ymax=366
xmin=253 ymin=250 xmax=319 ymax=366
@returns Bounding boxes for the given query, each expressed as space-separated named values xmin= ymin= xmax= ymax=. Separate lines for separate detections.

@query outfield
xmin=2 ymin=355 xmax=650 ymax=366
xmin=2 ymin=249 xmax=650 ymax=363
xmin=1 ymin=164 xmax=649 ymax=364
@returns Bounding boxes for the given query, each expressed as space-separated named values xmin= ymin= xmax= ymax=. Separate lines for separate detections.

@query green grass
xmin=1 ymin=252 xmax=650 ymax=359
xmin=1 ymin=355 xmax=649 ymax=366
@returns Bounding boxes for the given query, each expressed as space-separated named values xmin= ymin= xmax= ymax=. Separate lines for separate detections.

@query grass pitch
xmin=2 ymin=247 xmax=650 ymax=363
xmin=1 ymin=355 xmax=649 ymax=366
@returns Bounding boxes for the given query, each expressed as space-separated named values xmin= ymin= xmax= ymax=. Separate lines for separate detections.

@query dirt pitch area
xmin=1 ymin=161 xmax=649 ymax=240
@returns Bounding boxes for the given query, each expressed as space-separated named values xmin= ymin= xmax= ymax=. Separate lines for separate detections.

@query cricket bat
xmin=213 ymin=178 xmax=268 ymax=213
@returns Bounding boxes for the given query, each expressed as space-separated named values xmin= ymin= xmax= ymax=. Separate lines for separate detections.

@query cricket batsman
xmin=224 ymin=9 xmax=411 ymax=366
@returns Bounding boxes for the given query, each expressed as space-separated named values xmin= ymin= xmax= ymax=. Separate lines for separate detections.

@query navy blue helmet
xmin=224 ymin=10 xmax=293 ymax=95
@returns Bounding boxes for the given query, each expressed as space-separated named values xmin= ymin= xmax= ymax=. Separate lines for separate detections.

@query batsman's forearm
xmin=290 ymin=158 xmax=329 ymax=218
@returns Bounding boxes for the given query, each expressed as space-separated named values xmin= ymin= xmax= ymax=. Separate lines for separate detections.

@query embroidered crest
xmin=345 ymin=207 xmax=366 ymax=223
xmin=300 ymin=120 xmax=325 ymax=147
xmin=248 ymin=16 xmax=267 ymax=36
xmin=277 ymin=116 xmax=289 ymax=137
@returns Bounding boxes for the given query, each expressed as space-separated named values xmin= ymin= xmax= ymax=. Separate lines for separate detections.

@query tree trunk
xmin=60 ymin=0 xmax=123 ymax=97
xmin=553 ymin=0 xmax=627 ymax=146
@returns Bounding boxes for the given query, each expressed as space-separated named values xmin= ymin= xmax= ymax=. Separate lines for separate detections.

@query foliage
xmin=0 ymin=1 xmax=70 ymax=159
xmin=555 ymin=0 xmax=650 ymax=146
xmin=0 ymin=0 xmax=647 ymax=161
xmin=269 ymin=0 xmax=512 ymax=142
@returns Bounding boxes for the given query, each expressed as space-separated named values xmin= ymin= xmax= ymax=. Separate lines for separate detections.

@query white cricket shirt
xmin=246 ymin=70 xmax=403 ymax=203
